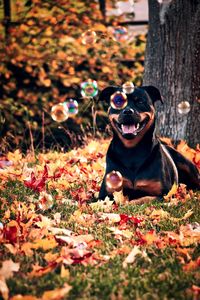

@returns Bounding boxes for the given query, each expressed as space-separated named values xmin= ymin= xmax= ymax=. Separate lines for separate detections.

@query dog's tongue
xmin=122 ymin=124 xmax=136 ymax=134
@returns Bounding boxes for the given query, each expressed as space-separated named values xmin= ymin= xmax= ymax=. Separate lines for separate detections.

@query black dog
xmin=99 ymin=85 xmax=200 ymax=202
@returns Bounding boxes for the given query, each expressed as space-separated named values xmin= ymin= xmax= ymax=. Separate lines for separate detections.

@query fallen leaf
xmin=164 ymin=182 xmax=178 ymax=201
xmin=90 ymin=197 xmax=114 ymax=211
xmin=0 ymin=260 xmax=20 ymax=279
xmin=113 ymin=190 xmax=127 ymax=204
xmin=31 ymin=237 xmax=58 ymax=251
xmin=10 ymin=296 xmax=38 ymax=300
xmin=41 ymin=283 xmax=72 ymax=300
xmin=123 ymin=246 xmax=148 ymax=268
xmin=60 ymin=265 xmax=70 ymax=279
xmin=56 ymin=234 xmax=94 ymax=247
xmin=0 ymin=277 xmax=9 ymax=300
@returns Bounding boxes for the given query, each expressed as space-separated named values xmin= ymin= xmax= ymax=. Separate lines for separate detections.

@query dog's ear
xmin=98 ymin=86 xmax=120 ymax=103
xmin=141 ymin=86 xmax=163 ymax=105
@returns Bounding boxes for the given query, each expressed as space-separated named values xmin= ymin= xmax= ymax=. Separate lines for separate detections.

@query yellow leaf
xmin=32 ymin=237 xmax=58 ymax=251
xmin=102 ymin=66 xmax=111 ymax=73
xmin=7 ymin=150 xmax=22 ymax=163
xmin=113 ymin=190 xmax=127 ymax=204
xmin=164 ymin=182 xmax=178 ymax=201
xmin=92 ymin=24 xmax=107 ymax=32
xmin=44 ymin=252 xmax=59 ymax=263
xmin=60 ymin=265 xmax=70 ymax=279
xmin=41 ymin=283 xmax=72 ymax=300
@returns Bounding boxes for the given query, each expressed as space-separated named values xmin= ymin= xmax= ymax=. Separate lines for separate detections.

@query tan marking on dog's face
xmin=134 ymin=179 xmax=162 ymax=196
xmin=109 ymin=106 xmax=155 ymax=148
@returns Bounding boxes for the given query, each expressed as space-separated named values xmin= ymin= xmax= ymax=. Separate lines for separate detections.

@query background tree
xmin=144 ymin=0 xmax=200 ymax=147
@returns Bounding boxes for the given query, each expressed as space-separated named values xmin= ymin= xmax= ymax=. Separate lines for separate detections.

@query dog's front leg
xmin=99 ymin=177 xmax=114 ymax=200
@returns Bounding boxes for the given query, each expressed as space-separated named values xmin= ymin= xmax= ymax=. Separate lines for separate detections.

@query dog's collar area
xmin=113 ymin=117 xmax=150 ymax=138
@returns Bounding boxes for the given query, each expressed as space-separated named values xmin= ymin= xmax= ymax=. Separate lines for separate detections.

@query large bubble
xmin=110 ymin=91 xmax=128 ymax=110
xmin=106 ymin=170 xmax=123 ymax=191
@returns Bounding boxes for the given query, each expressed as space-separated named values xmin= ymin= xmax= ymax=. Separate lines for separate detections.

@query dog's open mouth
xmin=114 ymin=117 xmax=149 ymax=138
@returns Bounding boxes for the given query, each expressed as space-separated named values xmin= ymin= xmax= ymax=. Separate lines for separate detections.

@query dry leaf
xmin=31 ymin=237 xmax=58 ymax=251
xmin=123 ymin=246 xmax=147 ymax=268
xmin=164 ymin=182 xmax=178 ymax=201
xmin=10 ymin=296 xmax=39 ymax=300
xmin=0 ymin=260 xmax=20 ymax=279
xmin=0 ymin=277 xmax=9 ymax=300
xmin=41 ymin=283 xmax=72 ymax=300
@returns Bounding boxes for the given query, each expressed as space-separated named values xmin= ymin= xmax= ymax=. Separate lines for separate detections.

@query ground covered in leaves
xmin=0 ymin=139 xmax=200 ymax=300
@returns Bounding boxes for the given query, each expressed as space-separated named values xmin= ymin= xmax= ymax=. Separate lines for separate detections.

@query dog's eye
xmin=110 ymin=91 xmax=128 ymax=110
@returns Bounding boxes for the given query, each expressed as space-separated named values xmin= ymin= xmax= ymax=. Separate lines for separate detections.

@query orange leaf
xmin=0 ymin=277 xmax=9 ymax=300
xmin=41 ymin=283 xmax=72 ymax=300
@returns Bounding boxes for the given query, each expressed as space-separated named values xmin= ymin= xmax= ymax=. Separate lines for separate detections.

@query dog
xmin=99 ymin=85 xmax=200 ymax=203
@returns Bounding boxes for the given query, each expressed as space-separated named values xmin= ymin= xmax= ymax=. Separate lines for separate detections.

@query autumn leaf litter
xmin=0 ymin=138 xmax=200 ymax=300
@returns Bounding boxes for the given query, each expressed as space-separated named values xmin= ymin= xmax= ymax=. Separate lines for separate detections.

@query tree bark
xmin=3 ymin=0 xmax=11 ymax=39
xmin=143 ymin=0 xmax=200 ymax=147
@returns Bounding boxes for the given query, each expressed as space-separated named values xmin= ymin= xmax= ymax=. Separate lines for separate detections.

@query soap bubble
xmin=106 ymin=170 xmax=123 ymax=191
xmin=177 ymin=101 xmax=191 ymax=115
xmin=81 ymin=80 xmax=98 ymax=97
xmin=122 ymin=81 xmax=135 ymax=94
xmin=64 ymin=99 xmax=78 ymax=116
xmin=112 ymin=26 xmax=128 ymax=42
xmin=38 ymin=192 xmax=53 ymax=210
xmin=81 ymin=30 xmax=97 ymax=45
xmin=110 ymin=91 xmax=128 ymax=110
xmin=51 ymin=103 xmax=69 ymax=122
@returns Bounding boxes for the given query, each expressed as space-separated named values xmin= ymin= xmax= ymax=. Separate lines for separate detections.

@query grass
xmin=0 ymin=143 xmax=199 ymax=300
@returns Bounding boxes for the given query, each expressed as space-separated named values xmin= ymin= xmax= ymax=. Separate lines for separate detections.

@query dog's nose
xmin=123 ymin=108 xmax=134 ymax=115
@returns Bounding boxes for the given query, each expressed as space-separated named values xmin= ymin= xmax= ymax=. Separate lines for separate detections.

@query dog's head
xmin=99 ymin=85 xmax=163 ymax=148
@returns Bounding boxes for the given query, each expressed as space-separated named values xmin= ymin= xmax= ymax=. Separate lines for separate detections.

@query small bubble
xmin=81 ymin=30 xmax=97 ymax=45
xmin=81 ymin=79 xmax=98 ymax=97
xmin=177 ymin=101 xmax=191 ymax=115
xmin=64 ymin=99 xmax=78 ymax=116
xmin=112 ymin=26 xmax=128 ymax=42
xmin=122 ymin=81 xmax=135 ymax=94
xmin=51 ymin=103 xmax=69 ymax=122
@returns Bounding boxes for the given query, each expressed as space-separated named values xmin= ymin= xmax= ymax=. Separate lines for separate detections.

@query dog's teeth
xmin=136 ymin=123 xmax=139 ymax=129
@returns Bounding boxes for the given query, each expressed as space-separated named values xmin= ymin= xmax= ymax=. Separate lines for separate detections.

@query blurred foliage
xmin=0 ymin=0 xmax=146 ymax=152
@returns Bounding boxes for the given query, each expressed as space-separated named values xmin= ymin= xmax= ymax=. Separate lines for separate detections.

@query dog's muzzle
xmin=114 ymin=108 xmax=150 ymax=139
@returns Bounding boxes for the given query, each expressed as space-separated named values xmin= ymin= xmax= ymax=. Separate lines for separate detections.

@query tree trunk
xmin=143 ymin=0 xmax=200 ymax=147
xmin=3 ymin=0 xmax=11 ymax=41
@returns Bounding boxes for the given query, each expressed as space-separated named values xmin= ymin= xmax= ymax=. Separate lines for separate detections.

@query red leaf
xmin=24 ymin=165 xmax=48 ymax=192
xmin=119 ymin=214 xmax=143 ymax=226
